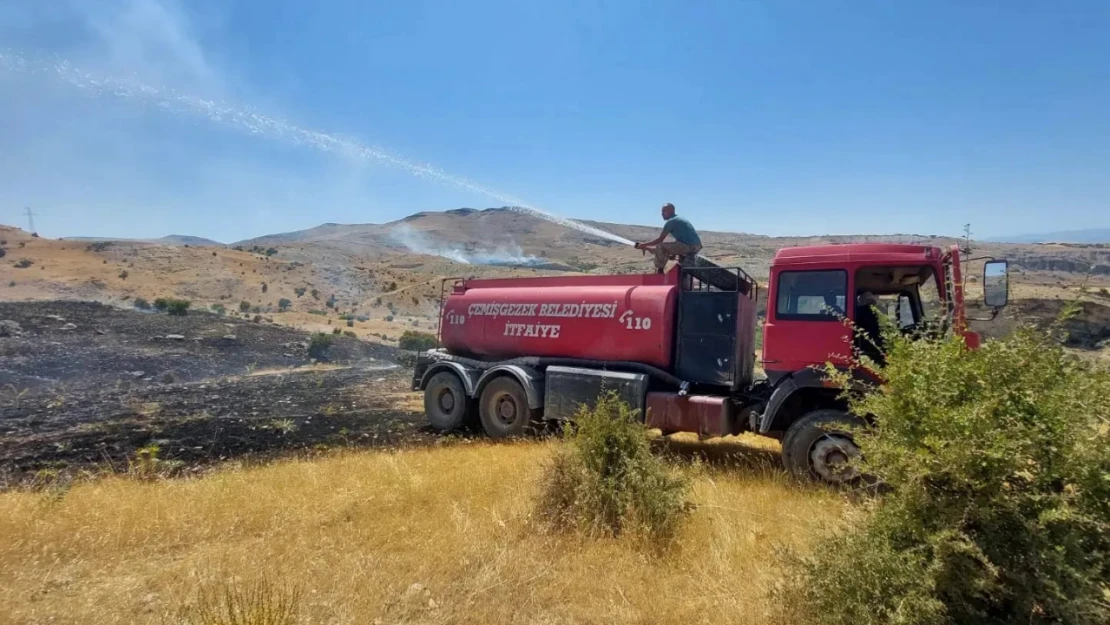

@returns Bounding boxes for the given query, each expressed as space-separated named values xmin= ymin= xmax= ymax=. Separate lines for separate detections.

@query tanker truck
xmin=411 ymin=244 xmax=1010 ymax=483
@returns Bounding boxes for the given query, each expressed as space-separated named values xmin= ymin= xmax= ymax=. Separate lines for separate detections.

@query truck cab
xmin=753 ymin=244 xmax=1009 ymax=482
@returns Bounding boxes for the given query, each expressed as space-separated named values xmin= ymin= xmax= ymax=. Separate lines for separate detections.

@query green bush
xmin=784 ymin=314 xmax=1110 ymax=625
xmin=153 ymin=298 xmax=169 ymax=311
xmin=398 ymin=330 xmax=437 ymax=351
xmin=535 ymin=392 xmax=691 ymax=540
xmin=294 ymin=287 xmax=306 ymax=298
xmin=14 ymin=259 xmax=33 ymax=269
xmin=133 ymin=297 xmax=151 ymax=310
xmin=210 ymin=303 xmax=226 ymax=315
xmin=308 ymin=333 xmax=334 ymax=360
xmin=278 ymin=298 xmax=292 ymax=312
xmin=332 ymin=327 xmax=342 ymax=335
xmin=239 ymin=300 xmax=251 ymax=313
xmin=165 ymin=299 xmax=191 ymax=316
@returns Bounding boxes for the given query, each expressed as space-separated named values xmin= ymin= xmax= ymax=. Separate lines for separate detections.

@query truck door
xmin=762 ymin=269 xmax=853 ymax=376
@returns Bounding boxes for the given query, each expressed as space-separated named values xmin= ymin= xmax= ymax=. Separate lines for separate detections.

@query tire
xmin=478 ymin=376 xmax=538 ymax=439
xmin=423 ymin=372 xmax=470 ymax=433
xmin=782 ymin=409 xmax=866 ymax=485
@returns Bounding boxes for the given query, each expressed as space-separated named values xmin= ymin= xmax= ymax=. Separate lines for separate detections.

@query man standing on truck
xmin=634 ymin=203 xmax=702 ymax=273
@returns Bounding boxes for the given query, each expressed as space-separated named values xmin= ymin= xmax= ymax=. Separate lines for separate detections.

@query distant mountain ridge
xmin=987 ymin=229 xmax=1110 ymax=244
xmin=58 ymin=234 xmax=225 ymax=246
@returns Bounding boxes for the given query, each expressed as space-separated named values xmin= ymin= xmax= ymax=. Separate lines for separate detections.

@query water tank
xmin=439 ymin=274 xmax=678 ymax=368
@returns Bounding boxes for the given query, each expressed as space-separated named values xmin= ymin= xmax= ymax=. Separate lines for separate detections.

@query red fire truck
xmin=412 ymin=244 xmax=1009 ymax=483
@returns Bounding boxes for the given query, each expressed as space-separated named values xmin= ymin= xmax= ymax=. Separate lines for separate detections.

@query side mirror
xmin=983 ymin=260 xmax=1009 ymax=308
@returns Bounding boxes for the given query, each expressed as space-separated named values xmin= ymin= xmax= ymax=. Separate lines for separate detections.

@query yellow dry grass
xmin=0 ymin=438 xmax=848 ymax=625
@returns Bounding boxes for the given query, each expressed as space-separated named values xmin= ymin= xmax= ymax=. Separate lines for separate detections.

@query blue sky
xmin=1 ymin=0 xmax=1107 ymax=243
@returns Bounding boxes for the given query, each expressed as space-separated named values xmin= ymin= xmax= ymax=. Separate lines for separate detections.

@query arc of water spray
xmin=0 ymin=52 xmax=635 ymax=246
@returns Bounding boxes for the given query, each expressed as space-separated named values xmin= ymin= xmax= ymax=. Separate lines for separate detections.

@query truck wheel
xmin=478 ymin=377 xmax=537 ymax=439
xmin=782 ymin=409 xmax=865 ymax=485
xmin=424 ymin=372 xmax=470 ymax=433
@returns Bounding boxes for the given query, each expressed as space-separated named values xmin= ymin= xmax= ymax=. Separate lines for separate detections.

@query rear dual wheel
xmin=423 ymin=372 xmax=472 ymax=433
xmin=478 ymin=377 xmax=540 ymax=439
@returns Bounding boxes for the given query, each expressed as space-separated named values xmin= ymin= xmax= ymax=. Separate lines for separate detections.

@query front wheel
xmin=781 ymin=409 xmax=866 ymax=485
xmin=478 ymin=377 xmax=539 ymax=439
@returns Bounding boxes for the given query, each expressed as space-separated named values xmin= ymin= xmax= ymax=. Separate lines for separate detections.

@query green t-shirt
xmin=663 ymin=215 xmax=701 ymax=246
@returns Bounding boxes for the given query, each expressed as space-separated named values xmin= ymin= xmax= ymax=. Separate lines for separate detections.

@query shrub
xmin=165 ymin=299 xmax=191 ymax=316
xmin=253 ymin=315 xmax=262 ymax=323
xmin=85 ymin=241 xmax=113 ymax=252
xmin=343 ymin=330 xmax=357 ymax=338
xmin=311 ymin=289 xmax=319 ymax=300
xmin=183 ymin=579 xmax=301 ymax=625
xmin=239 ymin=300 xmax=251 ymax=313
xmin=261 ymin=282 xmax=268 ymax=293
xmin=153 ymin=298 xmax=169 ymax=311
xmin=784 ymin=314 xmax=1110 ymax=625
xmin=385 ymin=315 xmax=394 ymax=322
xmin=294 ymin=287 xmax=306 ymax=297
xmin=398 ymin=330 xmax=437 ymax=351
xmin=535 ymin=392 xmax=691 ymax=540
xmin=118 ymin=270 xmax=128 ymax=280
xmin=14 ymin=259 xmax=33 ymax=269
xmin=0 ymin=247 xmax=6 ymax=259
xmin=133 ymin=297 xmax=151 ymax=310
xmin=210 ymin=303 xmax=226 ymax=315
xmin=308 ymin=333 xmax=334 ymax=360
xmin=265 ymin=247 xmax=278 ymax=257
xmin=346 ymin=318 xmax=354 ymax=327
xmin=308 ymin=309 xmax=327 ymax=316
xmin=278 ymin=298 xmax=292 ymax=312
xmin=332 ymin=327 xmax=342 ymax=335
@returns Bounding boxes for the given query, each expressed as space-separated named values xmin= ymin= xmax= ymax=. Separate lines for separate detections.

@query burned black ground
xmin=0 ymin=301 xmax=435 ymax=487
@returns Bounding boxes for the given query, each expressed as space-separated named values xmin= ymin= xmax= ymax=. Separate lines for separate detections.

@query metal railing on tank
xmin=680 ymin=256 xmax=757 ymax=297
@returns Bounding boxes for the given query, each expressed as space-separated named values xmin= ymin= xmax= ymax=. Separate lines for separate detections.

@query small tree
xmin=294 ymin=287 xmax=306 ymax=297
xmin=784 ymin=313 xmax=1110 ymax=625
xmin=398 ymin=330 xmax=437 ymax=351
xmin=278 ymin=298 xmax=292 ymax=312
xmin=308 ymin=333 xmax=334 ymax=360
xmin=153 ymin=298 xmax=170 ymax=311
xmin=265 ymin=247 xmax=278 ymax=257
xmin=166 ymin=299 xmax=190 ymax=316
xmin=239 ymin=300 xmax=251 ymax=313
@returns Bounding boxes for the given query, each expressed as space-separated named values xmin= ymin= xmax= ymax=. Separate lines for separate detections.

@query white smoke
xmin=389 ymin=224 xmax=542 ymax=266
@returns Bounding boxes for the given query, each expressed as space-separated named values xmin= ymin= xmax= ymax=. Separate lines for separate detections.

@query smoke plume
xmin=389 ymin=224 xmax=543 ymax=266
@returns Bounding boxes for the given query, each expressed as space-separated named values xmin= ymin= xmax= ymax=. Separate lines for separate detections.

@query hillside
xmin=4 ymin=210 xmax=1110 ymax=352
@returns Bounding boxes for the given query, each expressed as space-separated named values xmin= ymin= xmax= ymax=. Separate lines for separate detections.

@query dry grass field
xmin=0 ymin=436 xmax=847 ymax=625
